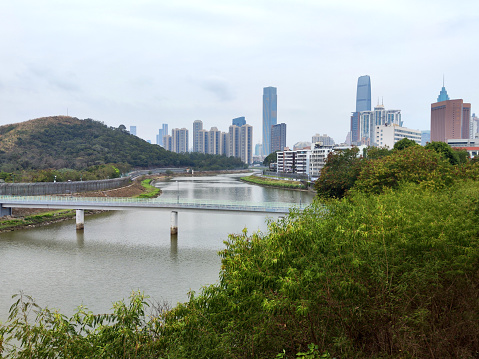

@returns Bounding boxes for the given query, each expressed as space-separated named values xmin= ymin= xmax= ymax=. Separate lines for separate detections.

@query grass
xmin=240 ymin=174 xmax=306 ymax=189
xmin=136 ymin=179 xmax=161 ymax=198
xmin=0 ymin=210 xmax=75 ymax=231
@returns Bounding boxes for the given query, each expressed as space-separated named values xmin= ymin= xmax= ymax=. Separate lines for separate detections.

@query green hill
xmin=0 ymin=116 xmax=246 ymax=172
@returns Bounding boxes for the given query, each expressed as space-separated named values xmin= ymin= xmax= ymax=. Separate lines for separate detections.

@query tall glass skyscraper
xmin=351 ymin=75 xmax=371 ymax=144
xmin=262 ymin=86 xmax=277 ymax=156
xmin=356 ymin=75 xmax=371 ymax=112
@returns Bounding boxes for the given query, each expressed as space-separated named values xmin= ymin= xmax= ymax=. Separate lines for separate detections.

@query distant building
xmin=421 ymin=130 xmax=431 ymax=146
xmin=156 ymin=123 xmax=168 ymax=146
xmin=431 ymin=84 xmax=471 ymax=142
xmin=277 ymin=149 xmax=310 ymax=175
xmin=470 ymin=113 xmax=479 ymax=140
xmin=232 ymin=116 xmax=246 ymax=127
xmin=254 ymin=143 xmax=262 ymax=156
xmin=129 ymin=126 xmax=137 ymax=136
xmin=271 ymin=123 xmax=287 ymax=153
xmin=293 ymin=141 xmax=311 ymax=150
xmin=312 ymin=134 xmax=334 ymax=146
xmin=171 ymin=128 xmax=189 ymax=153
xmin=208 ymin=127 xmax=222 ymax=155
xmin=163 ymin=135 xmax=173 ymax=151
xmin=240 ymin=124 xmax=253 ymax=164
xmin=375 ymin=124 xmax=421 ymax=148
xmin=350 ymin=75 xmax=371 ymax=144
xmin=262 ymin=86 xmax=277 ymax=156
xmin=193 ymin=120 xmax=203 ymax=152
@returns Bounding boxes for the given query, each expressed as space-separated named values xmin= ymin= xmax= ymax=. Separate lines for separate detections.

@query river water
xmin=0 ymin=173 xmax=315 ymax=322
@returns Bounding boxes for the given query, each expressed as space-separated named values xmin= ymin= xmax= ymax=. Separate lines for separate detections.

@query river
xmin=0 ymin=173 xmax=315 ymax=322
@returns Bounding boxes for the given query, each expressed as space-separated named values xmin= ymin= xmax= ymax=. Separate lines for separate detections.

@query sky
xmin=1 ymin=0 xmax=478 ymax=148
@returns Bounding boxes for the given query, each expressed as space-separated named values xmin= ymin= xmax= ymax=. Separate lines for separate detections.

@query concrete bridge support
xmin=170 ymin=211 xmax=178 ymax=235
xmin=76 ymin=209 xmax=84 ymax=231
xmin=0 ymin=204 xmax=12 ymax=217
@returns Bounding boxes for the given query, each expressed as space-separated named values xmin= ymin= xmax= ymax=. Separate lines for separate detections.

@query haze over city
xmin=1 ymin=0 xmax=478 ymax=147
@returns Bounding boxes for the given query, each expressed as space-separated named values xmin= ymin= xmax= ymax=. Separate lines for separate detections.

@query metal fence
xmin=0 ymin=178 xmax=131 ymax=196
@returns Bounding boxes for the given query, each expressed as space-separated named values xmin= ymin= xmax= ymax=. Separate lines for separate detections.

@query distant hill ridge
xmin=0 ymin=116 xmax=245 ymax=172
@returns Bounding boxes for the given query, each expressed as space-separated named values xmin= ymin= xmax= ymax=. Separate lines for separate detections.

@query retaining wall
xmin=0 ymin=177 xmax=131 ymax=196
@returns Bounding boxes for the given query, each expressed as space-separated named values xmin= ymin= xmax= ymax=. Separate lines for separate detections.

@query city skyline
xmin=0 ymin=1 xmax=477 ymax=147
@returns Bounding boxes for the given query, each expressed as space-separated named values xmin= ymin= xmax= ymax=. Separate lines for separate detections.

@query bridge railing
xmin=0 ymin=195 xmax=301 ymax=212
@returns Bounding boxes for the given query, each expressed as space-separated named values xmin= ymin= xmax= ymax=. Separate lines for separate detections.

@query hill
xmin=0 ymin=116 xmax=246 ymax=172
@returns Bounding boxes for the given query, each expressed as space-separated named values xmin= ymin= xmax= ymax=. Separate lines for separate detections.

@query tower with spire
xmin=431 ymin=79 xmax=471 ymax=142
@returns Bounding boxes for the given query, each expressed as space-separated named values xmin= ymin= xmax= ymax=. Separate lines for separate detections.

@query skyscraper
xmin=232 ymin=116 xmax=246 ymax=127
xmin=262 ymin=86 xmax=277 ymax=156
xmin=129 ymin=126 xmax=137 ymax=136
xmin=431 ymin=85 xmax=471 ymax=142
xmin=271 ymin=123 xmax=287 ymax=153
xmin=156 ymin=123 xmax=168 ymax=146
xmin=350 ymin=75 xmax=371 ymax=144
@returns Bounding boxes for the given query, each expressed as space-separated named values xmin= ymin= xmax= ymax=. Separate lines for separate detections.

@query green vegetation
xmin=0 ymin=116 xmax=247 ymax=175
xmin=136 ymin=179 xmax=161 ymax=198
xmin=241 ymin=174 xmax=306 ymax=189
xmin=0 ymin=210 xmax=75 ymax=232
xmin=263 ymin=150 xmax=278 ymax=166
xmin=2 ymin=141 xmax=479 ymax=357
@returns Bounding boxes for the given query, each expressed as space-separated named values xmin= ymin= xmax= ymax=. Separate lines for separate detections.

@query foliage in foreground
xmin=3 ymin=179 xmax=479 ymax=357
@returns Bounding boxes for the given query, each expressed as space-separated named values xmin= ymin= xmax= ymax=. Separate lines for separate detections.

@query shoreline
xmin=0 ymin=170 xmax=252 ymax=233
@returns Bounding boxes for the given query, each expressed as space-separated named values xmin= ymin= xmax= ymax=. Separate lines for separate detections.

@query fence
xmin=0 ymin=177 xmax=131 ymax=196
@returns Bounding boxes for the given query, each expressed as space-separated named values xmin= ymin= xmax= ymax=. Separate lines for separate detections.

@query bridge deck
xmin=0 ymin=195 xmax=299 ymax=214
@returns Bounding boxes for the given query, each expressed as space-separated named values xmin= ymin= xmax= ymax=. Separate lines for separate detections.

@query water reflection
xmin=0 ymin=173 xmax=315 ymax=321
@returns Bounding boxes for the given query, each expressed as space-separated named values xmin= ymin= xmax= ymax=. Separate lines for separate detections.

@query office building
xmin=431 ymin=84 xmax=471 ymax=142
xmin=193 ymin=120 xmax=203 ymax=152
xmin=271 ymin=123 xmax=287 ymax=153
xmin=232 ymin=116 xmax=246 ymax=127
xmin=156 ymin=123 xmax=168 ymax=146
xmin=375 ymin=124 xmax=421 ymax=148
xmin=254 ymin=143 xmax=262 ymax=156
xmin=262 ymin=86 xmax=277 ymax=156
xmin=129 ymin=126 xmax=137 ymax=136
xmin=350 ymin=75 xmax=371 ymax=144
xmin=171 ymin=128 xmax=189 ymax=153
xmin=421 ymin=130 xmax=431 ymax=146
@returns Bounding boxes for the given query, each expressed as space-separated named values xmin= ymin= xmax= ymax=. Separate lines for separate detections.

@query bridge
xmin=0 ymin=195 xmax=300 ymax=233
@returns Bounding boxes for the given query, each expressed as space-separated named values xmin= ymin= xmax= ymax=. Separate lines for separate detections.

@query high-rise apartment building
xmin=229 ymin=125 xmax=241 ymax=158
xmin=350 ymin=75 xmax=371 ymax=144
xmin=312 ymin=134 xmax=335 ymax=146
xmin=470 ymin=113 xmax=479 ymax=139
xmin=208 ymin=127 xmax=222 ymax=155
xmin=271 ymin=123 xmax=287 ymax=153
xmin=193 ymin=120 xmax=203 ymax=152
xmin=262 ymin=86 xmax=277 ymax=156
xmin=240 ymin=124 xmax=253 ymax=165
xmin=431 ymin=85 xmax=471 ymax=142
xmin=171 ymin=128 xmax=189 ymax=153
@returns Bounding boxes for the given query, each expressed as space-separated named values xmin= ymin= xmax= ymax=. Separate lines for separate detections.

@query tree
xmin=425 ymin=141 xmax=459 ymax=165
xmin=393 ymin=137 xmax=418 ymax=151
xmin=314 ymin=147 xmax=362 ymax=199
xmin=263 ymin=151 xmax=278 ymax=167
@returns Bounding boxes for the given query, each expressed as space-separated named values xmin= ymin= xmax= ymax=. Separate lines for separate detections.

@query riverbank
xmin=240 ymin=174 xmax=308 ymax=190
xmin=0 ymin=178 xmax=157 ymax=233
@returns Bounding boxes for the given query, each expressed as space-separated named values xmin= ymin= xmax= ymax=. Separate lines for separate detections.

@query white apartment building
xmin=375 ymin=124 xmax=421 ymax=148
xmin=277 ymin=149 xmax=311 ymax=175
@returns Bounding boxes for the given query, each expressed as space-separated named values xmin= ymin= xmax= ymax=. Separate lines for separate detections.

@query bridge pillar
xmin=76 ymin=209 xmax=84 ymax=231
xmin=0 ymin=204 xmax=12 ymax=217
xmin=170 ymin=211 xmax=178 ymax=235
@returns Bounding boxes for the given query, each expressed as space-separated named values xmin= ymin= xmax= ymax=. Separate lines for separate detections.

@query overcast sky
xmin=1 ymin=0 xmax=478 ymax=148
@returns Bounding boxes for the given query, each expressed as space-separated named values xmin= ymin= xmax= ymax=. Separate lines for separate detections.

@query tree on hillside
xmin=393 ymin=137 xmax=418 ymax=151
xmin=314 ymin=147 xmax=362 ymax=199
